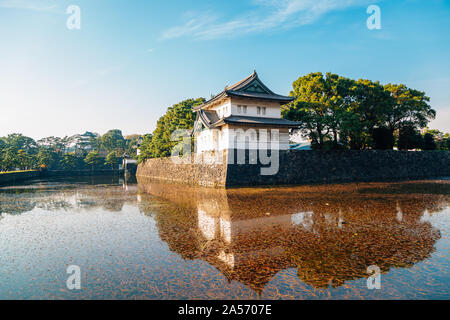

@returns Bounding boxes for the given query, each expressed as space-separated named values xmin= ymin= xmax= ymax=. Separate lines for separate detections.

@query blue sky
xmin=0 ymin=0 xmax=449 ymax=139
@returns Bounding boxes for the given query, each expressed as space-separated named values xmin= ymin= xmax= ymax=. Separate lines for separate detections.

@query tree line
xmin=0 ymin=130 xmax=141 ymax=172
xmin=136 ymin=73 xmax=449 ymax=162
xmin=3 ymin=73 xmax=448 ymax=170
xmin=283 ymin=72 xmax=449 ymax=150
xmin=137 ymin=98 xmax=204 ymax=162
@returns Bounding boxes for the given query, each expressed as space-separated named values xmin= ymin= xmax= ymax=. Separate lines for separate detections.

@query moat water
xmin=0 ymin=176 xmax=449 ymax=299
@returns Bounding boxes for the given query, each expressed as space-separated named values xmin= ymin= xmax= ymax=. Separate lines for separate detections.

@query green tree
xmin=343 ymin=79 xmax=393 ymax=149
xmin=398 ymin=125 xmax=423 ymax=150
xmin=36 ymin=148 xmax=55 ymax=169
xmin=1 ymin=147 xmax=18 ymax=171
xmin=125 ymin=134 xmax=141 ymax=157
xmin=61 ymin=153 xmax=77 ymax=170
xmin=16 ymin=149 xmax=33 ymax=170
xmin=84 ymin=151 xmax=102 ymax=171
xmin=37 ymin=136 xmax=66 ymax=155
xmin=283 ymin=73 xmax=435 ymax=150
xmin=101 ymin=129 xmax=125 ymax=153
xmin=282 ymin=72 xmax=339 ymax=149
xmin=137 ymin=134 xmax=153 ymax=163
xmin=105 ymin=151 xmax=119 ymax=169
xmin=140 ymin=98 xmax=204 ymax=159
xmin=372 ymin=127 xmax=395 ymax=150
xmin=443 ymin=133 xmax=450 ymax=151
xmin=0 ymin=140 xmax=5 ymax=171
xmin=384 ymin=84 xmax=435 ymax=132
xmin=423 ymin=129 xmax=450 ymax=150
xmin=422 ymin=133 xmax=437 ymax=150
xmin=3 ymin=133 xmax=37 ymax=154
xmin=283 ymin=73 xmax=393 ymax=150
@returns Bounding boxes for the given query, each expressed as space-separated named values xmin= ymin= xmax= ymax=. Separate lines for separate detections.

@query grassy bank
xmin=0 ymin=170 xmax=37 ymax=175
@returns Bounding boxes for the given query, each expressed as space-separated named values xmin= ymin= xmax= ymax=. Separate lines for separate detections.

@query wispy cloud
xmin=72 ymin=66 xmax=124 ymax=88
xmin=0 ymin=0 xmax=59 ymax=13
xmin=161 ymin=0 xmax=375 ymax=40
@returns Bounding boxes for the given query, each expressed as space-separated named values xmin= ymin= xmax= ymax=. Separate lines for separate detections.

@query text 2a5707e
xmin=222 ymin=304 xmax=271 ymax=315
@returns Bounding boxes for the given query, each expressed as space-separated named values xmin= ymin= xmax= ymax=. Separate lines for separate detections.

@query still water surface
xmin=0 ymin=176 xmax=449 ymax=299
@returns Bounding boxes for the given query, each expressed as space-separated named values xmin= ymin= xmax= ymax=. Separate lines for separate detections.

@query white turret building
xmin=192 ymin=71 xmax=300 ymax=153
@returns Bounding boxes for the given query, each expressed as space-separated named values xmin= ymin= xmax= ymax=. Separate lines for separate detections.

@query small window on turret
xmin=262 ymin=107 xmax=266 ymax=115
xmin=237 ymin=105 xmax=242 ymax=113
xmin=243 ymin=105 xmax=247 ymax=114
xmin=257 ymin=106 xmax=261 ymax=115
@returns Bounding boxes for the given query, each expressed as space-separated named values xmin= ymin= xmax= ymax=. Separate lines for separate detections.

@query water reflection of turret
xmin=122 ymin=175 xmax=138 ymax=193
xmin=137 ymin=177 xmax=448 ymax=292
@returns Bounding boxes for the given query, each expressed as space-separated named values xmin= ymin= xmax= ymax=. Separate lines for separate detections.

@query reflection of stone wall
xmin=0 ymin=171 xmax=40 ymax=186
xmin=137 ymin=150 xmax=450 ymax=187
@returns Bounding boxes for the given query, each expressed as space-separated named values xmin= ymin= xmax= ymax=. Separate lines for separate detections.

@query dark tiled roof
xmin=226 ymin=90 xmax=294 ymax=102
xmin=194 ymin=71 xmax=294 ymax=110
xmin=198 ymin=109 xmax=220 ymax=128
xmin=223 ymin=116 xmax=301 ymax=128
xmin=197 ymin=110 xmax=300 ymax=129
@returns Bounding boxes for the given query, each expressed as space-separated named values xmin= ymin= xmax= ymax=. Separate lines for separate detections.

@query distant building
xmin=192 ymin=71 xmax=300 ymax=153
xmin=122 ymin=153 xmax=137 ymax=174
xmin=289 ymin=143 xmax=312 ymax=151
xmin=136 ymin=136 xmax=143 ymax=156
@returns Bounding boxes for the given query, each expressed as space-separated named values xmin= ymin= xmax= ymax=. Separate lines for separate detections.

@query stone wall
xmin=0 ymin=171 xmax=41 ymax=186
xmin=137 ymin=150 xmax=450 ymax=188
xmin=137 ymin=151 xmax=228 ymax=187
xmin=226 ymin=150 xmax=450 ymax=187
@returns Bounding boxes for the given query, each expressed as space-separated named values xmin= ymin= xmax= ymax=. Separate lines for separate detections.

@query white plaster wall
xmin=196 ymin=127 xmax=290 ymax=152
xmin=218 ymin=127 xmax=290 ymax=151
xmin=211 ymin=101 xmax=232 ymax=118
xmin=196 ymin=129 xmax=220 ymax=152
xmin=230 ymin=99 xmax=281 ymax=118
xmin=206 ymin=98 xmax=284 ymax=119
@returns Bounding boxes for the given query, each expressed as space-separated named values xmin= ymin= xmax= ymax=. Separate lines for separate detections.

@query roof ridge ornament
xmin=192 ymin=71 xmax=294 ymax=111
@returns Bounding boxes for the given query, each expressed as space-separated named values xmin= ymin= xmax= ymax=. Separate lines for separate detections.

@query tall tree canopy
xmin=2 ymin=133 xmax=37 ymax=154
xmin=282 ymin=72 xmax=435 ymax=150
xmin=139 ymin=98 xmax=205 ymax=160
xmin=101 ymin=129 xmax=126 ymax=153
xmin=0 ymin=129 xmax=144 ymax=172
xmin=384 ymin=84 xmax=435 ymax=131
xmin=84 ymin=151 xmax=102 ymax=171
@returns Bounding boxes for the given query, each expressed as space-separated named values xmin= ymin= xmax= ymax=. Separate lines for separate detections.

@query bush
xmin=398 ymin=126 xmax=422 ymax=150
xmin=372 ymin=127 xmax=394 ymax=150
xmin=311 ymin=140 xmax=346 ymax=151
xmin=422 ymin=133 xmax=437 ymax=150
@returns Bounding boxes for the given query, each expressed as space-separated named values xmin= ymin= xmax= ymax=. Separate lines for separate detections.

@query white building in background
xmin=192 ymin=71 xmax=300 ymax=153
